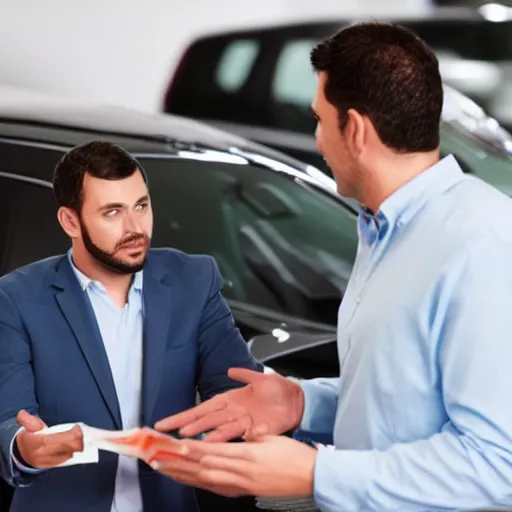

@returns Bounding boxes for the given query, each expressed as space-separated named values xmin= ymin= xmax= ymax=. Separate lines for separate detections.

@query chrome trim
xmin=0 ymin=171 xmax=53 ymax=189
xmin=202 ymin=120 xmax=318 ymax=153
xmin=0 ymin=136 xmax=70 ymax=152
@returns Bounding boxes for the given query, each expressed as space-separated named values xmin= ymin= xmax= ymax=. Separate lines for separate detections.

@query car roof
xmin=0 ymin=85 xmax=298 ymax=158
xmin=185 ymin=6 xmax=496 ymax=40
xmin=0 ymin=85 xmax=347 ymax=204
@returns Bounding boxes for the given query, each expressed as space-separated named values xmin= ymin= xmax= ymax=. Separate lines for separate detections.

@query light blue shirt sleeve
xmin=10 ymin=427 xmax=45 ymax=475
xmin=299 ymin=378 xmax=339 ymax=435
xmin=312 ymin=233 xmax=512 ymax=511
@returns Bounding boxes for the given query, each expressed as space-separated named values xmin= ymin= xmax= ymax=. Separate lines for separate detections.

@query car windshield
xmin=139 ymin=156 xmax=357 ymax=327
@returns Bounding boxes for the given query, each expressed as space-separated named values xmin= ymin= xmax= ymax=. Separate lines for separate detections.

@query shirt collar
xmin=357 ymin=154 xmax=465 ymax=236
xmin=67 ymin=249 xmax=143 ymax=293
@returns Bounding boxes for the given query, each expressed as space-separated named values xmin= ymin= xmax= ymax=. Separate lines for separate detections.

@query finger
xmin=36 ymin=452 xmax=78 ymax=469
xmin=41 ymin=426 xmax=84 ymax=453
xmin=184 ymin=439 xmax=251 ymax=460
xmin=194 ymin=468 xmax=251 ymax=494
xmin=170 ymin=471 xmax=244 ymax=497
xmin=227 ymin=368 xmax=265 ymax=385
xmin=67 ymin=425 xmax=84 ymax=451
xmin=203 ymin=421 xmax=247 ymax=442
xmin=180 ymin=408 xmax=247 ymax=438
xmin=154 ymin=398 xmax=227 ymax=432
xmin=143 ymin=441 xmax=191 ymax=464
xmin=16 ymin=410 xmax=47 ymax=432
xmin=149 ymin=456 xmax=200 ymax=475
xmin=201 ymin=454 xmax=254 ymax=476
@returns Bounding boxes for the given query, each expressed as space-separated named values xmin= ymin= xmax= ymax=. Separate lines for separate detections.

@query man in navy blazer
xmin=0 ymin=141 xmax=262 ymax=512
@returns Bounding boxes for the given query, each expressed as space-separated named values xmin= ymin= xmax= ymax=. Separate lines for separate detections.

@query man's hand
xmin=15 ymin=410 xmax=84 ymax=469
xmin=155 ymin=368 xmax=305 ymax=442
xmin=144 ymin=435 xmax=317 ymax=498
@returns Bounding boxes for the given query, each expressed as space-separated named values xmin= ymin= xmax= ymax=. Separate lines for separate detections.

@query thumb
xmin=17 ymin=410 xmax=47 ymax=432
xmin=227 ymin=367 xmax=264 ymax=385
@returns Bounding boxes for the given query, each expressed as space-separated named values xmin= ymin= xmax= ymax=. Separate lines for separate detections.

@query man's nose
xmin=124 ymin=212 xmax=144 ymax=233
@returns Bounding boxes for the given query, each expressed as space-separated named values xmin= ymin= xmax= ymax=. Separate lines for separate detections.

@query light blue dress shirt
xmin=12 ymin=251 xmax=145 ymax=512
xmin=301 ymin=155 xmax=512 ymax=511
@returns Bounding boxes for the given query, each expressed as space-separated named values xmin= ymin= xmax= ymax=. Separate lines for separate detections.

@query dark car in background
xmin=0 ymin=86 xmax=352 ymax=338
xmin=162 ymin=9 xmax=512 ymax=192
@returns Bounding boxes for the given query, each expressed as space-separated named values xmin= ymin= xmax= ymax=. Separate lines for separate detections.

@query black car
xmin=0 ymin=85 xmax=361 ymax=335
xmin=162 ymin=11 xmax=512 ymax=190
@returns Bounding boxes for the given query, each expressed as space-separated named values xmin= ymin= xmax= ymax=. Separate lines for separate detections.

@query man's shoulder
xmin=146 ymin=248 xmax=215 ymax=277
xmin=436 ymin=177 xmax=512 ymax=243
xmin=0 ymin=255 xmax=64 ymax=297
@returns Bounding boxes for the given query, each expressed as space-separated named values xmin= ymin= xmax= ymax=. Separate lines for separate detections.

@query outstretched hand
xmin=155 ymin=368 xmax=304 ymax=442
xmin=143 ymin=435 xmax=317 ymax=499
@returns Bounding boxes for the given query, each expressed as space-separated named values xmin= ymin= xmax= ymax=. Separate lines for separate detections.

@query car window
xmin=273 ymin=40 xmax=317 ymax=108
xmin=0 ymin=175 xmax=70 ymax=275
xmin=271 ymin=39 xmax=318 ymax=134
xmin=216 ymin=39 xmax=260 ymax=93
xmin=142 ymin=157 xmax=357 ymax=326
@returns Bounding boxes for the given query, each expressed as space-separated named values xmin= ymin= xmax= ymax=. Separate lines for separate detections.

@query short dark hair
xmin=310 ymin=22 xmax=443 ymax=153
xmin=53 ymin=141 xmax=147 ymax=210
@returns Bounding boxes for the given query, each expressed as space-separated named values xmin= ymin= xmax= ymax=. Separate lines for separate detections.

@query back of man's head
xmin=311 ymin=22 xmax=443 ymax=153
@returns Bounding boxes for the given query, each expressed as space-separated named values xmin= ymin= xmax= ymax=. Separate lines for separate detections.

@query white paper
xmin=35 ymin=422 xmax=99 ymax=466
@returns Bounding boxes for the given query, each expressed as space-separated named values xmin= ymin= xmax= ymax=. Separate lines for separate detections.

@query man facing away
xmin=0 ymin=141 xmax=262 ymax=512
xmin=150 ymin=22 xmax=512 ymax=512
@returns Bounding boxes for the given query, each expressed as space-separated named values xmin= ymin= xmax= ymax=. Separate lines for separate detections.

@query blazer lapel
xmin=52 ymin=258 xmax=122 ymax=429
xmin=141 ymin=260 xmax=173 ymax=424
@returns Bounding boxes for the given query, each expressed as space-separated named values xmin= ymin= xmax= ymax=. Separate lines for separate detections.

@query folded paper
xmin=35 ymin=423 xmax=187 ymax=466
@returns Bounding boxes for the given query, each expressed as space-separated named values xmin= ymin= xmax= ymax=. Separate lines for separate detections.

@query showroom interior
xmin=1 ymin=0 xmax=512 ymax=511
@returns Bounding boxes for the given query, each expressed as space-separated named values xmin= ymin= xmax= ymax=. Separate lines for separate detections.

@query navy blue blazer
xmin=0 ymin=248 xmax=262 ymax=512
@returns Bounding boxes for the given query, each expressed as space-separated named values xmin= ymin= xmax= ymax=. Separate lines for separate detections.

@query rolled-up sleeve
xmin=299 ymin=378 xmax=339 ymax=435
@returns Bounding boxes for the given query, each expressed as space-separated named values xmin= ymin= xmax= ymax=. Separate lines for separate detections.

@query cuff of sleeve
xmin=299 ymin=380 xmax=336 ymax=435
xmin=10 ymin=427 xmax=45 ymax=476
xmin=313 ymin=446 xmax=372 ymax=512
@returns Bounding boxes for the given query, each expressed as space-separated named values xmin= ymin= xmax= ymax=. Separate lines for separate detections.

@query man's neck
xmin=71 ymin=249 xmax=133 ymax=301
xmin=358 ymin=150 xmax=439 ymax=213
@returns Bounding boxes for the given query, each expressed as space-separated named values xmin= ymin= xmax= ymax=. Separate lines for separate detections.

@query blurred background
xmin=1 ymin=0 xmax=511 ymax=124
xmin=2 ymin=1 xmax=512 ymax=510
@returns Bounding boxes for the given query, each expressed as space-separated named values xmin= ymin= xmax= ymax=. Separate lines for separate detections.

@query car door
xmin=0 ymin=173 xmax=70 ymax=276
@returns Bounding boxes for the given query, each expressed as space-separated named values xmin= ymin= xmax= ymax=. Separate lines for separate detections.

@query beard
xmin=80 ymin=219 xmax=150 ymax=274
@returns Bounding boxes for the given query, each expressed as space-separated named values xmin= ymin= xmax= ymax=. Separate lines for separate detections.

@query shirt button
xmin=356 ymin=296 xmax=361 ymax=304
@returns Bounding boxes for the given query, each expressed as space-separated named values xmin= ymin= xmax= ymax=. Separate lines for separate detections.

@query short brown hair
xmin=53 ymin=141 xmax=146 ymax=211
xmin=311 ymin=22 xmax=443 ymax=153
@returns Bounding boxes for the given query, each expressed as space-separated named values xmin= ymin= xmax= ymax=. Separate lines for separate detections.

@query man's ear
xmin=345 ymin=108 xmax=367 ymax=156
xmin=57 ymin=207 xmax=81 ymax=239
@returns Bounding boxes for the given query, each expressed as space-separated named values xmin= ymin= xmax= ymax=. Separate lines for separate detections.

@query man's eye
xmin=105 ymin=209 xmax=120 ymax=217
xmin=136 ymin=203 xmax=148 ymax=211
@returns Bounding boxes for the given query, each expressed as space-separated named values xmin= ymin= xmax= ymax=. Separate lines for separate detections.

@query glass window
xmin=143 ymin=158 xmax=358 ymax=326
xmin=216 ymin=39 xmax=260 ymax=93
xmin=273 ymin=40 xmax=317 ymax=108
xmin=271 ymin=39 xmax=318 ymax=134
xmin=0 ymin=176 xmax=70 ymax=275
